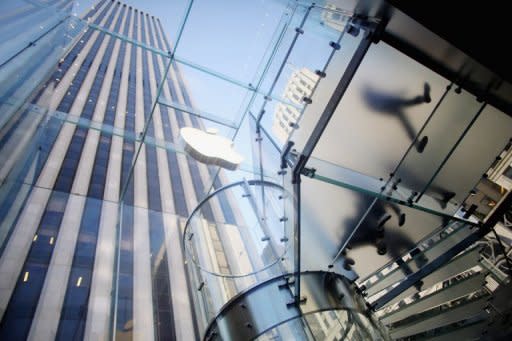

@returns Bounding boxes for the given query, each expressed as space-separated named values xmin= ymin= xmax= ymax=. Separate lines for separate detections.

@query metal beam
xmin=288 ymin=18 xmax=378 ymax=304
xmin=299 ymin=22 xmax=376 ymax=164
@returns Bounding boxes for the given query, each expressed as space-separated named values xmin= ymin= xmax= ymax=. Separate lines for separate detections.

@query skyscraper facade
xmin=0 ymin=0 xmax=78 ymax=130
xmin=0 ymin=1 xmax=240 ymax=339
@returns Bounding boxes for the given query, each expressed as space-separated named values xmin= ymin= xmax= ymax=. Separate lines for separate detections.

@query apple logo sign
xmin=180 ymin=127 xmax=243 ymax=171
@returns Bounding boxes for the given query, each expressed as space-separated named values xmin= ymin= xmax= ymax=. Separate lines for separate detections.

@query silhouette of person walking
xmin=363 ymin=82 xmax=431 ymax=153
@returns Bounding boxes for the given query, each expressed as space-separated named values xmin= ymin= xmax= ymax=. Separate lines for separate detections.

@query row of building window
xmin=56 ymin=3 xmax=127 ymax=338
xmin=0 ymin=1 xmax=116 ymax=338
xmin=138 ymin=14 xmax=175 ymax=340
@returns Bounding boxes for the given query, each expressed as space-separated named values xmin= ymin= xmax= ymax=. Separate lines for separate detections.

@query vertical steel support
xmin=288 ymin=20 xmax=378 ymax=304
xmin=299 ymin=23 xmax=376 ymax=160
xmin=292 ymin=159 xmax=302 ymax=304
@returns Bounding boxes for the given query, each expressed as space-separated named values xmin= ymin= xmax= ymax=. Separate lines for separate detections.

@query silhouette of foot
xmin=376 ymin=240 xmax=387 ymax=255
xmin=343 ymin=257 xmax=355 ymax=270
xmin=440 ymin=191 xmax=456 ymax=209
xmin=414 ymin=280 xmax=424 ymax=291
xmin=423 ymin=82 xmax=431 ymax=103
xmin=398 ymin=213 xmax=406 ymax=226
xmin=377 ymin=214 xmax=392 ymax=230
xmin=416 ymin=136 xmax=428 ymax=153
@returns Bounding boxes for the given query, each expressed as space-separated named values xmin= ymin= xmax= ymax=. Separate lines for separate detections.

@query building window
xmin=331 ymin=13 xmax=342 ymax=21
xmin=504 ymin=165 xmax=512 ymax=180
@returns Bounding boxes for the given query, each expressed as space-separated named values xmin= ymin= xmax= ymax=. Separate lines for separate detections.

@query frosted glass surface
xmin=309 ymin=42 xmax=448 ymax=179
xmin=426 ymin=105 xmax=512 ymax=205
xmin=300 ymin=176 xmax=453 ymax=278
xmin=395 ymin=88 xmax=482 ymax=204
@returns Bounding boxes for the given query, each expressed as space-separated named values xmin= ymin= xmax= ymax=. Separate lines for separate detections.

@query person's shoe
xmin=376 ymin=240 xmax=387 ymax=255
xmin=423 ymin=82 xmax=431 ymax=103
xmin=398 ymin=213 xmax=406 ymax=226
xmin=416 ymin=136 xmax=428 ymax=153
xmin=414 ymin=280 xmax=424 ymax=291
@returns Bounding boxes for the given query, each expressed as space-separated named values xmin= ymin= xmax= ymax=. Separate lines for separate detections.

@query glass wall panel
xmin=255 ymin=310 xmax=385 ymax=341
xmin=254 ymin=5 xmax=352 ymax=150
xmin=305 ymin=41 xmax=449 ymax=180
xmin=299 ymin=174 xmax=476 ymax=280
xmin=303 ymin=155 xmax=476 ymax=219
xmin=0 ymin=0 xmax=88 ymax=255
xmin=183 ymin=180 xmax=288 ymax=277
xmin=393 ymin=88 xmax=483 ymax=213
xmin=426 ymin=105 xmax=512 ymax=207
xmin=0 ymin=0 xmax=81 ymax=121
xmin=175 ymin=0 xmax=295 ymax=87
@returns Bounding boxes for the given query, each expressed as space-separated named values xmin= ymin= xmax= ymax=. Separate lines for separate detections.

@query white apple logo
xmin=180 ymin=127 xmax=243 ymax=171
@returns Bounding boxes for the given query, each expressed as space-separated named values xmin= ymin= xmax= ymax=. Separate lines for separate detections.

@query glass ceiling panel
xmin=87 ymin=21 xmax=169 ymax=58
xmin=302 ymin=40 xmax=449 ymax=179
xmin=284 ymin=18 xmax=363 ymax=154
xmin=158 ymin=62 xmax=252 ymax=131
xmin=175 ymin=0 xmax=295 ymax=86
xmin=252 ymin=5 xmax=351 ymax=149
xmin=306 ymin=156 xmax=474 ymax=220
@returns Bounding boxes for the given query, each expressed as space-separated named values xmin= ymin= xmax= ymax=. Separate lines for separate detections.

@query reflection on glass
xmin=254 ymin=5 xmax=351 ymax=150
xmin=184 ymin=180 xmax=288 ymax=278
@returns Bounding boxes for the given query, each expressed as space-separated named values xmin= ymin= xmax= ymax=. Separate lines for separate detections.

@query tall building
xmin=0 ymin=1 xmax=245 ymax=339
xmin=320 ymin=3 xmax=350 ymax=32
xmin=272 ymin=68 xmax=319 ymax=144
